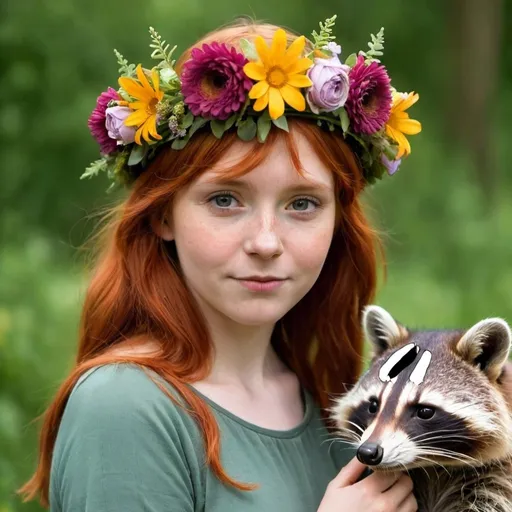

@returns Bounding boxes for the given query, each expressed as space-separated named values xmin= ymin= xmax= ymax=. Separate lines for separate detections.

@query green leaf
xmin=81 ymin=158 xmax=109 ymax=180
xmin=360 ymin=27 xmax=385 ymax=63
xmin=159 ymin=67 xmax=178 ymax=85
xmin=189 ymin=117 xmax=208 ymax=137
xmin=257 ymin=115 xmax=272 ymax=143
xmin=113 ymin=49 xmax=136 ymax=77
xmin=237 ymin=117 xmax=257 ymax=141
xmin=225 ymin=114 xmax=237 ymax=131
xmin=240 ymin=38 xmax=258 ymax=61
xmin=149 ymin=27 xmax=178 ymax=68
xmin=347 ymin=132 xmax=370 ymax=152
xmin=311 ymin=15 xmax=337 ymax=51
xmin=171 ymin=136 xmax=190 ymax=150
xmin=344 ymin=53 xmax=357 ymax=67
xmin=339 ymin=107 xmax=350 ymax=133
xmin=272 ymin=116 xmax=289 ymax=132
xmin=106 ymin=181 xmax=120 ymax=194
xmin=128 ymin=144 xmax=146 ymax=166
xmin=210 ymin=120 xmax=226 ymax=139
xmin=181 ymin=111 xmax=194 ymax=129
xmin=383 ymin=143 xmax=399 ymax=160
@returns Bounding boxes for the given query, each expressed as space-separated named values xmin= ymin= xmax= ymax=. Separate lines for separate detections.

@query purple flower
xmin=306 ymin=55 xmax=350 ymax=114
xmin=381 ymin=154 xmax=402 ymax=175
xmin=181 ymin=42 xmax=253 ymax=120
xmin=345 ymin=55 xmax=392 ymax=134
xmin=168 ymin=116 xmax=186 ymax=138
xmin=88 ymin=87 xmax=120 ymax=154
xmin=105 ymin=106 xmax=136 ymax=145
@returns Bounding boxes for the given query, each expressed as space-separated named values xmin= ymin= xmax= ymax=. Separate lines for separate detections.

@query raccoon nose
xmin=357 ymin=442 xmax=384 ymax=465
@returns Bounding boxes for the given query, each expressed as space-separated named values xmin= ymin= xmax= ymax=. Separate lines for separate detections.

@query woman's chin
xmin=224 ymin=306 xmax=289 ymax=327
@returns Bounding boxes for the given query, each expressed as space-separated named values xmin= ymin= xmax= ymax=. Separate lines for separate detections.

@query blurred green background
xmin=2 ymin=0 xmax=511 ymax=509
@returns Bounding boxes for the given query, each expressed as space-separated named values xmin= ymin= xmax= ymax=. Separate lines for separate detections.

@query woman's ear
xmin=150 ymin=214 xmax=174 ymax=242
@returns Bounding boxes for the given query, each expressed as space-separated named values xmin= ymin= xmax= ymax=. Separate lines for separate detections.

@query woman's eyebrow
xmin=201 ymin=177 xmax=332 ymax=193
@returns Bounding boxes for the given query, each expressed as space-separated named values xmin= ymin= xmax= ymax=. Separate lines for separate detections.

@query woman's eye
xmin=289 ymin=197 xmax=319 ymax=212
xmin=207 ymin=194 xmax=320 ymax=213
xmin=209 ymin=194 xmax=238 ymax=208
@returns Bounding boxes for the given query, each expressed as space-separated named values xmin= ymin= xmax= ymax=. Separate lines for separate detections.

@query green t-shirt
xmin=49 ymin=363 xmax=355 ymax=511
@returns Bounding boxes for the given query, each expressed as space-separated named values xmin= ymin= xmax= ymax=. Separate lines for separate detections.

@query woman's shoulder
xmin=72 ymin=362 xmax=166 ymax=398
xmin=63 ymin=363 xmax=198 ymax=436
xmin=51 ymin=363 xmax=204 ymax=512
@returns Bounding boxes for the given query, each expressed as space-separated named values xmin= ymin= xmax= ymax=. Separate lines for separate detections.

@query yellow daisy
xmin=118 ymin=64 xmax=164 ymax=145
xmin=385 ymin=91 xmax=422 ymax=159
xmin=243 ymin=29 xmax=313 ymax=120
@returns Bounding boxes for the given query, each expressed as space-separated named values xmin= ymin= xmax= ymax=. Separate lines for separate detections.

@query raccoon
xmin=331 ymin=305 xmax=512 ymax=512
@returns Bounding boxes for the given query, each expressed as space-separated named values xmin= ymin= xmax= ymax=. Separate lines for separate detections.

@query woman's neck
xmin=202 ymin=313 xmax=289 ymax=390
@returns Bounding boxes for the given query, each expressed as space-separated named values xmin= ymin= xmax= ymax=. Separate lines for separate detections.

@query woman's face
xmin=159 ymin=131 xmax=337 ymax=329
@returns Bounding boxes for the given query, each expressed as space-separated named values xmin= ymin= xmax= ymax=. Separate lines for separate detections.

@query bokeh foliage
xmin=2 ymin=0 xmax=512 ymax=509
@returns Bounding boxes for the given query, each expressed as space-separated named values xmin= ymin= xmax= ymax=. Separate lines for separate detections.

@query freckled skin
xmin=157 ymin=131 xmax=337 ymax=331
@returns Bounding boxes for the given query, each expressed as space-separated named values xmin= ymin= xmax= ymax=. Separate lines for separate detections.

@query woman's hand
xmin=317 ymin=456 xmax=418 ymax=512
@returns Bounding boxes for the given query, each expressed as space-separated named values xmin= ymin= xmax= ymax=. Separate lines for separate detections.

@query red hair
xmin=18 ymin=21 xmax=383 ymax=508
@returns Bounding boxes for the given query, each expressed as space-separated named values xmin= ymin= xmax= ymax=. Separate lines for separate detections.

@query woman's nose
xmin=243 ymin=214 xmax=284 ymax=259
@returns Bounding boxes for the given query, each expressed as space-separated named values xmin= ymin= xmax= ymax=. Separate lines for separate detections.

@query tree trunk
xmin=449 ymin=0 xmax=503 ymax=203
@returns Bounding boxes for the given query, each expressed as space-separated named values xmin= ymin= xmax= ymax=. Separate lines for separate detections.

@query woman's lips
xmin=234 ymin=278 xmax=287 ymax=292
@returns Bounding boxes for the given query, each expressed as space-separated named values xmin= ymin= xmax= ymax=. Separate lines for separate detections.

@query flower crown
xmin=84 ymin=16 xmax=421 ymax=191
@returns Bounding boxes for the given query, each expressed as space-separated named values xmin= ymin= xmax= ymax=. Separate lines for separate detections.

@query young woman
xmin=19 ymin=19 xmax=423 ymax=512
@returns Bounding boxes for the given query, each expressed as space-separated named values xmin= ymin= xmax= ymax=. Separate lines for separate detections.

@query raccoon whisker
xmin=335 ymin=426 xmax=363 ymax=439
xmin=316 ymin=429 xmax=344 ymax=440
xmin=327 ymin=382 xmax=354 ymax=398
xmin=322 ymin=436 xmax=360 ymax=450
xmin=335 ymin=425 xmax=362 ymax=435
xmin=324 ymin=438 xmax=341 ymax=457
xmin=415 ymin=434 xmax=478 ymax=446
xmin=415 ymin=435 xmax=476 ymax=444
xmin=329 ymin=435 xmax=361 ymax=446
xmin=410 ymin=429 xmax=479 ymax=442
xmin=417 ymin=447 xmax=477 ymax=463
xmin=397 ymin=461 xmax=416 ymax=479
xmin=323 ymin=437 xmax=352 ymax=457
xmin=344 ymin=420 xmax=365 ymax=434
xmin=416 ymin=448 xmax=478 ymax=467
xmin=415 ymin=444 xmax=478 ymax=462
xmin=415 ymin=455 xmax=450 ymax=478
xmin=321 ymin=432 xmax=360 ymax=447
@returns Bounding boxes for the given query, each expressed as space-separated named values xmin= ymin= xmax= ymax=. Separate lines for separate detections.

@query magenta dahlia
xmin=88 ymin=87 xmax=120 ymax=154
xmin=181 ymin=42 xmax=253 ymax=120
xmin=345 ymin=55 xmax=392 ymax=134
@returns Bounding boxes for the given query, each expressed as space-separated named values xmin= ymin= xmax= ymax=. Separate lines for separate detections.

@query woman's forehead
xmin=195 ymin=134 xmax=335 ymax=190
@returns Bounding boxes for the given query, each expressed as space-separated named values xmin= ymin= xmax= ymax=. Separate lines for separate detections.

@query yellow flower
xmin=385 ymin=91 xmax=422 ymax=159
xmin=118 ymin=64 xmax=164 ymax=145
xmin=243 ymin=29 xmax=313 ymax=120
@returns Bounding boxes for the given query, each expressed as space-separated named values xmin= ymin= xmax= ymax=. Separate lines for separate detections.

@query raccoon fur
xmin=331 ymin=305 xmax=512 ymax=512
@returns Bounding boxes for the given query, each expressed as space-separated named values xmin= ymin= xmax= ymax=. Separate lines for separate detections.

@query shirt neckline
xmin=185 ymin=383 xmax=314 ymax=439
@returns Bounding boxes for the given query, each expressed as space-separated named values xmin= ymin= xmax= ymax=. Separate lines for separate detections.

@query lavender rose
xmin=105 ymin=106 xmax=136 ymax=145
xmin=306 ymin=55 xmax=350 ymax=114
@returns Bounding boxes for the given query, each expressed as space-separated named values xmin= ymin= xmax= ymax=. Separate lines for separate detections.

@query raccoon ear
xmin=455 ymin=318 xmax=512 ymax=381
xmin=363 ymin=305 xmax=406 ymax=357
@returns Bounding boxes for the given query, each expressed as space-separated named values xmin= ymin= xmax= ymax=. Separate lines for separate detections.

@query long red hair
xmin=18 ymin=20 xmax=383 ymax=508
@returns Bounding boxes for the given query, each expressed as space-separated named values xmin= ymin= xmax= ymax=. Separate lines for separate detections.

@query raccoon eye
xmin=368 ymin=398 xmax=379 ymax=414
xmin=417 ymin=406 xmax=435 ymax=420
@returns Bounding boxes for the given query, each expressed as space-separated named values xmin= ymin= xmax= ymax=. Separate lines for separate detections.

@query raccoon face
xmin=331 ymin=305 xmax=512 ymax=471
